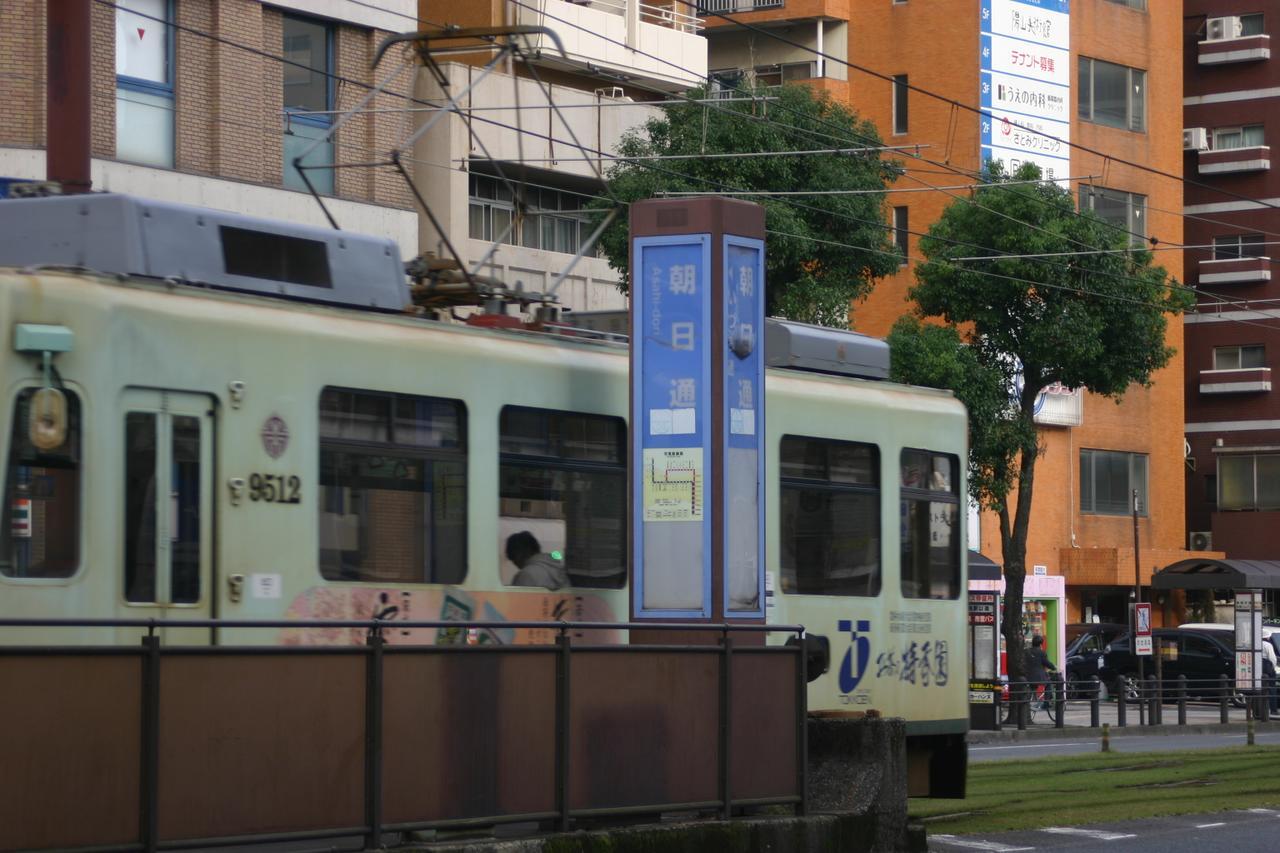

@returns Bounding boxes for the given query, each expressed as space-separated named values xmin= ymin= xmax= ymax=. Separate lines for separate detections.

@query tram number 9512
xmin=249 ymin=473 xmax=302 ymax=504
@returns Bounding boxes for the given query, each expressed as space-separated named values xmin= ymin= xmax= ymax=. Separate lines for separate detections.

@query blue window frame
xmin=115 ymin=0 xmax=175 ymax=168
xmin=283 ymin=14 xmax=335 ymax=195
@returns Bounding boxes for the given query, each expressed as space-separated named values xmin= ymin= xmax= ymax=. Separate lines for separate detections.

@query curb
xmin=967 ymin=720 xmax=1280 ymax=744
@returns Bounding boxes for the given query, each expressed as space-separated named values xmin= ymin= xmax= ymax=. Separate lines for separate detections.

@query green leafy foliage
xmin=595 ymin=84 xmax=901 ymax=326
xmin=888 ymin=162 xmax=1192 ymax=680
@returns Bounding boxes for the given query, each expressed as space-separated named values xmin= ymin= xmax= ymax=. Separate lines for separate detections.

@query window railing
xmin=698 ymin=0 xmax=784 ymax=15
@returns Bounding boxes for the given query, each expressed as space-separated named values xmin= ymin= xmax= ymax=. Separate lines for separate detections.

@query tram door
xmin=120 ymin=390 xmax=215 ymax=643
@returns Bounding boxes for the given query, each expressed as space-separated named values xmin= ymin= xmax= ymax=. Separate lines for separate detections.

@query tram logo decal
xmin=261 ymin=413 xmax=290 ymax=459
xmin=875 ymin=641 xmax=950 ymax=687
xmin=837 ymin=619 xmax=871 ymax=694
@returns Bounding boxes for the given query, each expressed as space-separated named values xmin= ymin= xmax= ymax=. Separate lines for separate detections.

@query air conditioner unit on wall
xmin=1184 ymin=127 xmax=1209 ymax=151
xmin=1207 ymin=15 xmax=1243 ymax=41
xmin=1189 ymin=530 xmax=1214 ymax=551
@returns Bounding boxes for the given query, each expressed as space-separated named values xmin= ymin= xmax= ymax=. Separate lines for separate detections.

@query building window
xmin=892 ymin=206 xmax=909 ymax=264
xmin=753 ymin=62 xmax=815 ymax=88
xmin=1219 ymin=454 xmax=1280 ymax=511
xmin=900 ymin=449 xmax=960 ymax=600
xmin=1241 ymin=13 xmax=1265 ymax=36
xmin=468 ymin=174 xmax=600 ymax=256
xmin=499 ymin=407 xmax=626 ymax=589
xmin=1080 ymin=449 xmax=1148 ymax=516
xmin=1078 ymin=57 xmax=1146 ymax=132
xmin=283 ymin=14 xmax=334 ymax=195
xmin=115 ymin=0 xmax=174 ymax=167
xmin=1 ymin=389 xmax=81 ymax=579
xmin=893 ymin=74 xmax=909 ymax=134
xmin=1213 ymin=234 xmax=1267 ymax=260
xmin=1213 ymin=344 xmax=1266 ymax=370
xmin=708 ymin=70 xmax=744 ymax=100
xmin=1213 ymin=125 xmax=1265 ymax=150
xmin=318 ymin=388 xmax=467 ymax=583
xmin=1080 ymin=185 xmax=1146 ymax=247
xmin=779 ymin=436 xmax=881 ymax=597
xmin=1105 ymin=0 xmax=1146 ymax=9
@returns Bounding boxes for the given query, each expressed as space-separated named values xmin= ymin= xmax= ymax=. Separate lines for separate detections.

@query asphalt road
xmin=929 ymin=808 xmax=1280 ymax=852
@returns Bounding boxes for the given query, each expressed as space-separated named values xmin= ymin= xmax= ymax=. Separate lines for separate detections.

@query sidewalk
xmin=968 ymin=699 xmax=1280 ymax=743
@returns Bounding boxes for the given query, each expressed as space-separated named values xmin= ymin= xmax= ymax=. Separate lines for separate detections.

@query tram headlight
xmin=29 ymin=387 xmax=67 ymax=450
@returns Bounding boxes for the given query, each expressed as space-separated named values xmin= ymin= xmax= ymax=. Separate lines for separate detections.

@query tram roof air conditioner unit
xmin=1184 ymin=127 xmax=1209 ymax=151
xmin=1189 ymin=531 xmax=1214 ymax=552
xmin=1207 ymin=16 xmax=1244 ymax=41
xmin=0 ymin=194 xmax=408 ymax=312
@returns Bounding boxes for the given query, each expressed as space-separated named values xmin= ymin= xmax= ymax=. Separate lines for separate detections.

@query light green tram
xmin=0 ymin=194 xmax=968 ymax=795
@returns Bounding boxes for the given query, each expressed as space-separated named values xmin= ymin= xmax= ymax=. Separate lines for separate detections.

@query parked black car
xmin=1096 ymin=628 xmax=1237 ymax=700
xmin=1064 ymin=623 xmax=1126 ymax=699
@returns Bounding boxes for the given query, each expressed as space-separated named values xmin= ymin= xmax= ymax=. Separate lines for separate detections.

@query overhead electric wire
xmin=92 ymin=0 xmax=1280 ymax=329
xmin=498 ymin=0 xmax=1162 ymax=252
xmin=680 ymin=0 xmax=1280 ymax=218
xmin=97 ymin=0 xmax=1173 ymax=290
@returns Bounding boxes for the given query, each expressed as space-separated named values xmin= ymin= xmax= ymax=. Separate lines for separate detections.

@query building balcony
xmin=1199 ymin=367 xmax=1272 ymax=394
xmin=1198 ymin=145 xmax=1270 ymax=175
xmin=1198 ymin=255 xmax=1271 ymax=286
xmin=514 ymin=0 xmax=707 ymax=92
xmin=1199 ymin=34 xmax=1271 ymax=65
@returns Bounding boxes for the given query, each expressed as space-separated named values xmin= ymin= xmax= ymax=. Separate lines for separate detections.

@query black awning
xmin=1153 ymin=558 xmax=1280 ymax=590
xmin=968 ymin=551 xmax=1002 ymax=582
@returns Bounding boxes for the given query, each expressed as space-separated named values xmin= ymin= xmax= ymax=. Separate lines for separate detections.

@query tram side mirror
xmin=787 ymin=633 xmax=830 ymax=683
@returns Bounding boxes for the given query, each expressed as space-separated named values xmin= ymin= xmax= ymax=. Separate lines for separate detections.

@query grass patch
xmin=909 ymin=746 xmax=1280 ymax=835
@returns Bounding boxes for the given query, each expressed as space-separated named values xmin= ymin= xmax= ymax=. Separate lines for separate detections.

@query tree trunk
xmin=1001 ymin=389 xmax=1043 ymax=686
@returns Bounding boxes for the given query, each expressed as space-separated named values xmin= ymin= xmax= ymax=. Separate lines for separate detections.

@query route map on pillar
xmin=643 ymin=447 xmax=704 ymax=522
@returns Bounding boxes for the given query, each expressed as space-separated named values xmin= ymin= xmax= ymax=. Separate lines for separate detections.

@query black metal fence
xmin=992 ymin=673 xmax=1279 ymax=731
xmin=0 ymin=618 xmax=807 ymax=853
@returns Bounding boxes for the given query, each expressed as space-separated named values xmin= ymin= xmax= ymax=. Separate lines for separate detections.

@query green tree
xmin=596 ymin=84 xmax=901 ymax=326
xmin=887 ymin=162 xmax=1192 ymax=685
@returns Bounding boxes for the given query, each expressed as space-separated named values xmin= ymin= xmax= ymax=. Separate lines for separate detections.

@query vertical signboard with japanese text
xmin=632 ymin=235 xmax=713 ymax=616
xmin=980 ymin=0 xmax=1070 ymax=184
xmin=723 ymin=237 xmax=765 ymax=616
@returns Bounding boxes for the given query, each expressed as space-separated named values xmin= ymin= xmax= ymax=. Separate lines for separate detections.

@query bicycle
xmin=1029 ymin=678 xmax=1061 ymax=725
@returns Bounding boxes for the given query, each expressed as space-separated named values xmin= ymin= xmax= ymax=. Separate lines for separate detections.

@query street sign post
xmin=1135 ymin=602 xmax=1152 ymax=656
xmin=629 ymin=198 xmax=766 ymax=624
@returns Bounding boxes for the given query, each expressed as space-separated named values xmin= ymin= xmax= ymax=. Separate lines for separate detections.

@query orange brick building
xmin=705 ymin=0 xmax=1202 ymax=628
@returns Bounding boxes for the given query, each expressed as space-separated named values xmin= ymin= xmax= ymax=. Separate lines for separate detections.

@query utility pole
xmin=46 ymin=0 xmax=92 ymax=194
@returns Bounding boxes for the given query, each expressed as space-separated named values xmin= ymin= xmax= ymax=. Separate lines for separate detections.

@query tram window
xmin=900 ymin=449 xmax=960 ymax=600
xmin=499 ymin=406 xmax=626 ymax=589
xmin=779 ymin=436 xmax=880 ymax=597
xmin=318 ymin=388 xmax=466 ymax=584
xmin=124 ymin=411 xmax=205 ymax=604
xmin=0 ymin=389 xmax=82 ymax=579
xmin=124 ymin=413 xmax=158 ymax=601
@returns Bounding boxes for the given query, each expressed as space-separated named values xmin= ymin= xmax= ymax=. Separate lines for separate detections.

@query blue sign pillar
xmin=629 ymin=198 xmax=766 ymax=624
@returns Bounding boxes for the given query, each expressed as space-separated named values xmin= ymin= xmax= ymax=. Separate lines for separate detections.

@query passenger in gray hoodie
xmin=506 ymin=531 xmax=570 ymax=591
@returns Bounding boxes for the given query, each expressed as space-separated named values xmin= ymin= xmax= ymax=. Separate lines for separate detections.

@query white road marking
xmin=1196 ymin=822 xmax=1225 ymax=828
xmin=931 ymin=836 xmax=1035 ymax=852
xmin=1042 ymin=827 xmax=1136 ymax=841
xmin=1247 ymin=808 xmax=1278 ymax=814
xmin=971 ymin=741 xmax=1095 ymax=752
